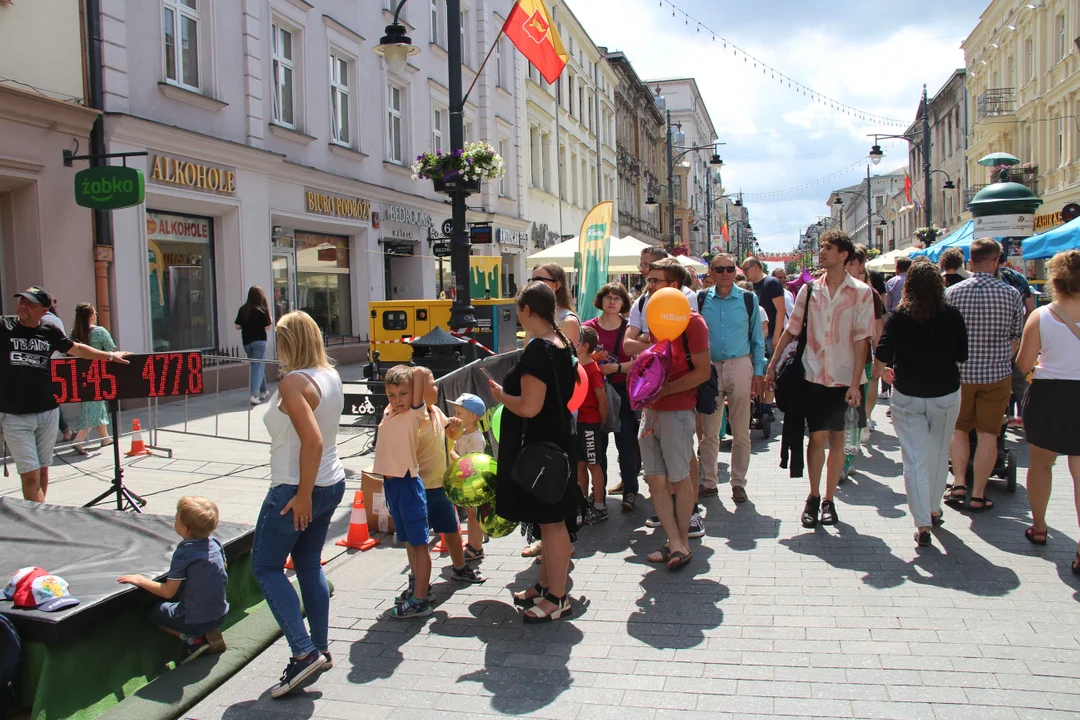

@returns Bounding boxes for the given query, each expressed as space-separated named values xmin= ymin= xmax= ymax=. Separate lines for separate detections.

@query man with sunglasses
xmin=698 ymin=255 xmax=766 ymax=503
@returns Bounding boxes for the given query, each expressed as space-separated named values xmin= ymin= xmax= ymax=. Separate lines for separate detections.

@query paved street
xmin=115 ymin=389 xmax=1080 ymax=720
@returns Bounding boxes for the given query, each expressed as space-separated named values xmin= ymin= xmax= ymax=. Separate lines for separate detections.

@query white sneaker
xmin=250 ymin=395 xmax=261 ymax=405
xmin=260 ymin=390 xmax=271 ymax=400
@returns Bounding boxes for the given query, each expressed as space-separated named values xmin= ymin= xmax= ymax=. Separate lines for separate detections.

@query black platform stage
xmin=0 ymin=496 xmax=254 ymax=643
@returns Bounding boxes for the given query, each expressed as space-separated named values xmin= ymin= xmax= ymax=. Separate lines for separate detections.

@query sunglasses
xmin=531 ymin=276 xmax=556 ymax=284
xmin=710 ymin=266 xmax=737 ymax=274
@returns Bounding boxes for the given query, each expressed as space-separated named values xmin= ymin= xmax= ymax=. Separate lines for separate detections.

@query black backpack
xmin=0 ymin=614 xmax=20 ymax=720
xmin=696 ymin=289 xmax=758 ymax=343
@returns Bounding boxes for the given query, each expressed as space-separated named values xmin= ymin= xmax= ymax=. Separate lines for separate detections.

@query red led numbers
xmin=141 ymin=357 xmax=158 ymax=396
xmin=51 ymin=362 xmax=68 ymax=404
xmin=187 ymin=353 xmax=203 ymax=394
xmin=52 ymin=352 xmax=205 ymax=403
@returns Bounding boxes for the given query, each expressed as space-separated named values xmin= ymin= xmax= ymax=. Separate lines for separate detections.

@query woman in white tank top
xmin=1016 ymin=250 xmax=1080 ymax=573
xmin=252 ymin=311 xmax=345 ymax=698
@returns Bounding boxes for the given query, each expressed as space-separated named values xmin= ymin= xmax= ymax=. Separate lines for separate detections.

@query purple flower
xmin=453 ymin=148 xmax=464 ymax=157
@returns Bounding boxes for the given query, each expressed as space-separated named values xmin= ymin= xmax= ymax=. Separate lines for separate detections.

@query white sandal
xmin=522 ymin=593 xmax=571 ymax=624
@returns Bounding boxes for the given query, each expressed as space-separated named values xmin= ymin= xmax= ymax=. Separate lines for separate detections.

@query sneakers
xmin=731 ymin=486 xmax=748 ymax=503
xmin=588 ymin=506 xmax=609 ymax=524
xmin=270 ymin=651 xmax=327 ymax=698
xmin=688 ymin=513 xmax=705 ymax=539
xmin=820 ymin=499 xmax=839 ymax=526
xmin=802 ymin=495 xmax=821 ymax=528
xmin=320 ymin=651 xmax=333 ymax=670
xmin=260 ymin=390 xmax=271 ymax=401
xmin=621 ymin=492 xmax=637 ymax=512
xmin=181 ymin=636 xmax=210 ymax=664
xmin=697 ymin=484 xmax=719 ymax=499
xmin=645 ymin=515 xmax=662 ymax=528
xmin=396 ymin=574 xmax=415 ymax=603
xmin=249 ymin=395 xmax=261 ymax=405
xmin=451 ymin=564 xmax=486 ymax=583
xmin=390 ymin=596 xmax=432 ymax=620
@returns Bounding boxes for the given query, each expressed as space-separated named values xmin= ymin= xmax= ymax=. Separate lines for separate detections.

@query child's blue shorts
xmin=382 ymin=472 xmax=429 ymax=546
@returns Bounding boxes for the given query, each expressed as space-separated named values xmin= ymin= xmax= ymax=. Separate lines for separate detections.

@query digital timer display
xmin=51 ymin=353 xmax=205 ymax=404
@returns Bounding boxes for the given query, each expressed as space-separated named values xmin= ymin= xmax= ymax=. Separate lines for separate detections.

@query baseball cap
xmin=14 ymin=286 xmax=52 ymax=306
xmin=449 ymin=393 xmax=486 ymax=418
xmin=28 ymin=574 xmax=80 ymax=612
xmin=4 ymin=566 xmax=47 ymax=601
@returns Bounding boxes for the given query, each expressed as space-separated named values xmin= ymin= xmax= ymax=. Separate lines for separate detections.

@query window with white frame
xmin=464 ymin=120 xmax=472 ymax=144
xmin=460 ymin=9 xmax=470 ymax=67
xmin=1058 ymin=116 xmax=1065 ymax=167
xmin=1027 ymin=37 xmax=1035 ymax=80
xmin=1058 ymin=14 xmax=1067 ymax=61
xmin=499 ymin=138 xmax=510 ymax=197
xmin=388 ymin=84 xmax=404 ymax=163
xmin=495 ymin=39 xmax=504 ymax=88
xmin=430 ymin=0 xmax=443 ymax=46
xmin=163 ymin=0 xmax=200 ymax=89
xmin=432 ymin=107 xmax=446 ymax=153
xmin=330 ymin=53 xmax=351 ymax=145
xmin=272 ymin=23 xmax=296 ymax=127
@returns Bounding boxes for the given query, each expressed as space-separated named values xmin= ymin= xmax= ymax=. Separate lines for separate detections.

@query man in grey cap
xmin=1 ymin=287 xmax=132 ymax=502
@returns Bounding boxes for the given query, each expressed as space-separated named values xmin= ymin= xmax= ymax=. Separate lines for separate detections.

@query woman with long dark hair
xmin=874 ymin=262 xmax=968 ymax=547
xmin=488 ymin=281 xmax=581 ymax=622
xmin=70 ymin=303 xmax=117 ymax=454
xmin=235 ymin=286 xmax=273 ymax=405
xmin=1016 ymin=250 xmax=1080 ymax=569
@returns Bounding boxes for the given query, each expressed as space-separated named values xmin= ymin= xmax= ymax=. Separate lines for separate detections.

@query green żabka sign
xmin=74 ymin=166 xmax=145 ymax=210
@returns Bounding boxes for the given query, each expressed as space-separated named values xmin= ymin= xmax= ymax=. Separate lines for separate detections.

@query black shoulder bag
xmin=510 ymin=343 xmax=573 ymax=506
xmin=680 ymin=310 xmax=719 ymax=415
xmin=773 ymin=284 xmax=813 ymax=413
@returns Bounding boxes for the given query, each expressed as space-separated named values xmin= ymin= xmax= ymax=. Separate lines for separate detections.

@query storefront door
xmin=272 ymin=251 xmax=296 ymax=320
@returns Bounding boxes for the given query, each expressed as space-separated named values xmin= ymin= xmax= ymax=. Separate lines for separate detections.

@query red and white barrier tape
xmin=368 ymin=332 xmax=495 ymax=355
xmin=369 ymin=337 xmax=418 ymax=345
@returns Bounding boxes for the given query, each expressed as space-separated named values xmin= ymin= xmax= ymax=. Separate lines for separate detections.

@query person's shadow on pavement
xmin=703 ymin=499 xmax=782 ymax=552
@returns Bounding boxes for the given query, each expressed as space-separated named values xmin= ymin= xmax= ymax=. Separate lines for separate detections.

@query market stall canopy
xmin=525 ymin=235 xmax=653 ymax=273
xmin=866 ymin=247 xmax=915 ymax=273
xmin=910 ymin=220 xmax=975 ymax=262
xmin=677 ymin=255 xmax=707 ymax=273
xmin=1022 ymin=216 xmax=1080 ymax=261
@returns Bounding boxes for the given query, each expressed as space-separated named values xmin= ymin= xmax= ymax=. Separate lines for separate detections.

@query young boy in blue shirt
xmin=118 ymin=496 xmax=229 ymax=662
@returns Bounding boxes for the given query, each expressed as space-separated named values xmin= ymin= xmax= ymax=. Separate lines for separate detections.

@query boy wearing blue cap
xmin=448 ymin=393 xmax=488 ymax=561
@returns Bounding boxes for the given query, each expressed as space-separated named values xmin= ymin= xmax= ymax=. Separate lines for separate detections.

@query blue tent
xmin=910 ymin=220 xmax=975 ymax=262
xmin=1022 ymin=216 xmax=1080 ymax=260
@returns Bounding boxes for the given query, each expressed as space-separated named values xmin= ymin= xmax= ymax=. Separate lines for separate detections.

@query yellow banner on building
xmin=469 ymin=256 xmax=501 ymax=299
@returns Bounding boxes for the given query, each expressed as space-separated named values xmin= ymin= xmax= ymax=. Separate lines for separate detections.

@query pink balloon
xmin=787 ymin=268 xmax=814 ymax=295
xmin=626 ymin=339 xmax=673 ymax=411
xmin=568 ymin=362 xmax=589 ymax=412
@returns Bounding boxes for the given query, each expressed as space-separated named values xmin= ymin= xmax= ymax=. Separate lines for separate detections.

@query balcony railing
xmin=976 ymin=88 xmax=1015 ymax=122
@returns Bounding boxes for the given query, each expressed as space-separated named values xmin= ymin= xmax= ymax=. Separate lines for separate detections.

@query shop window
xmin=163 ymin=0 xmax=200 ymax=90
xmin=147 ymin=211 xmax=217 ymax=351
xmin=272 ymin=22 xmax=296 ymax=127
xmin=295 ymin=232 xmax=352 ymax=336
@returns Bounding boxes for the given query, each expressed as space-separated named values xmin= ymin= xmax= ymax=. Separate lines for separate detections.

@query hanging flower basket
xmin=915 ymin=225 xmax=946 ymax=245
xmin=412 ymin=142 xmax=505 ymax=197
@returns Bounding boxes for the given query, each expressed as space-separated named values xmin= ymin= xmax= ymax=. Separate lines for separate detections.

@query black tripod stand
xmin=84 ymin=399 xmax=147 ymax=513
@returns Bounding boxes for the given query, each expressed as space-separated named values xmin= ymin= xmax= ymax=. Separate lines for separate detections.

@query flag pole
xmin=461 ymin=26 xmax=506 ymax=109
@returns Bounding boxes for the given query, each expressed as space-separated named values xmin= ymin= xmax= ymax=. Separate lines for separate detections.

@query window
xmin=432 ymin=107 xmax=445 ymax=153
xmin=1027 ymin=38 xmax=1035 ymax=81
xmin=330 ymin=53 xmax=350 ymax=145
xmin=272 ymin=23 xmax=295 ymax=127
xmin=499 ymin=138 xmax=510 ymax=197
xmin=530 ymin=127 xmax=541 ymax=188
xmin=163 ymin=0 xmax=199 ymax=89
xmin=495 ymin=39 xmax=504 ymax=88
xmin=147 ymin=210 xmax=216 ymax=351
xmin=1058 ymin=116 xmax=1065 ymax=167
xmin=429 ymin=0 xmax=443 ymax=46
xmin=542 ymin=133 xmax=552 ymax=192
xmin=673 ymin=175 xmax=683 ymax=203
xmin=387 ymin=85 xmax=404 ymax=163
xmin=1007 ymin=55 xmax=1015 ymax=89
xmin=460 ymin=9 xmax=470 ymax=67
xmin=295 ymin=232 xmax=352 ymax=336
xmin=463 ymin=120 xmax=472 ymax=144
xmin=1058 ymin=14 xmax=1067 ymax=61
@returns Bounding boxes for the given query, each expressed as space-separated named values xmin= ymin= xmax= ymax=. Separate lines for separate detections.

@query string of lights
xmin=653 ymin=0 xmax=907 ymax=127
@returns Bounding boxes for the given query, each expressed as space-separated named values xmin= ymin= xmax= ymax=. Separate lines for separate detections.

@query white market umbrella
xmin=526 ymin=235 xmax=652 ymax=274
xmin=866 ymin=247 xmax=915 ymax=273
xmin=677 ymin=255 xmax=707 ymax=273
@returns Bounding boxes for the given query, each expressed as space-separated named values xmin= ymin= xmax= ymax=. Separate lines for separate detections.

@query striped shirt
xmin=945 ymin=273 xmax=1024 ymax=385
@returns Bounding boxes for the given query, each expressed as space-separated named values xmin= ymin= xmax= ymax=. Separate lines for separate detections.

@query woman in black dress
xmin=488 ymin=281 xmax=580 ymax=623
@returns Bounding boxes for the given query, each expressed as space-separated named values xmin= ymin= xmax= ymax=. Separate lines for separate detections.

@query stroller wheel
xmin=1006 ymin=450 xmax=1018 ymax=493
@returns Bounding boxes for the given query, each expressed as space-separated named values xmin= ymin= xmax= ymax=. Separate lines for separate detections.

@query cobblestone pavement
xmin=95 ymin=398 xmax=1080 ymax=718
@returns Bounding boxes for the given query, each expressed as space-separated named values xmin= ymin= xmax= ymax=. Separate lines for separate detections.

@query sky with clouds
xmin=569 ymin=0 xmax=992 ymax=251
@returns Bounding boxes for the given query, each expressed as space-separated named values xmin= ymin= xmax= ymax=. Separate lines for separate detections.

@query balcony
xmin=976 ymin=88 xmax=1015 ymax=122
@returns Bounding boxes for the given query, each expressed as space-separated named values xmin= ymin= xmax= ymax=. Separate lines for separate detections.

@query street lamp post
xmin=868 ymin=84 xmax=933 ymax=229
xmin=374 ymin=0 xmax=476 ymax=329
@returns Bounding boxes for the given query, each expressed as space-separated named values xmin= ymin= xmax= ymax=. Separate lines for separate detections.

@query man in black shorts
xmin=1 ymin=287 xmax=132 ymax=502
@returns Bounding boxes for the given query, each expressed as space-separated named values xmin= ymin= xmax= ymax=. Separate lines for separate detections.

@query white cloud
xmin=568 ymin=0 xmax=973 ymax=250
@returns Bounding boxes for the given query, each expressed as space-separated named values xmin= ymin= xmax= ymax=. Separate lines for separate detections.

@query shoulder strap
xmin=1049 ymin=303 xmax=1080 ymax=344
xmin=743 ymin=291 xmax=756 ymax=344
xmin=637 ymin=295 xmax=647 ymax=312
xmin=614 ymin=318 xmax=628 ymax=356
xmin=697 ymin=289 xmax=707 ymax=312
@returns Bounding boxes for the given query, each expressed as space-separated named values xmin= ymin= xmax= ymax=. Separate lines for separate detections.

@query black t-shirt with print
xmin=0 ymin=317 xmax=75 ymax=414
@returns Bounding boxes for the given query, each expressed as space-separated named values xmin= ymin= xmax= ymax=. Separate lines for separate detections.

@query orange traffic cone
xmin=284 ymin=555 xmax=326 ymax=570
xmin=433 ymin=533 xmax=466 ymax=554
xmin=335 ymin=491 xmax=380 ymax=551
xmin=124 ymin=419 xmax=152 ymax=457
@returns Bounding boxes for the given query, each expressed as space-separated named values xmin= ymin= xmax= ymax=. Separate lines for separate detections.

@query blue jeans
xmin=252 ymin=480 xmax=345 ymax=657
xmin=245 ymin=341 xmax=268 ymax=396
xmin=890 ymin=389 xmax=961 ymax=528
xmin=599 ymin=381 xmax=641 ymax=494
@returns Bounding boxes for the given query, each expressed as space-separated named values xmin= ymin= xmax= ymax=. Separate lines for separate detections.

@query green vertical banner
xmin=577 ymin=201 xmax=613 ymax=322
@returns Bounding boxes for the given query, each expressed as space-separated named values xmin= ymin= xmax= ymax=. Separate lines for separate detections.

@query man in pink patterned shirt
xmin=766 ymin=231 xmax=875 ymax=528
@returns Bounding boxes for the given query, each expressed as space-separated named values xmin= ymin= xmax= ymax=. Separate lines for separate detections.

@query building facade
xmin=94 ymin=0 xmax=529 ymax=354
xmin=922 ymin=70 xmax=970 ymax=231
xmin=647 ymin=78 xmax=718 ymax=255
xmin=827 ymin=169 xmax=906 ymax=251
xmin=0 ymin=1 xmax=101 ymax=319
xmin=606 ymin=51 xmax=663 ymax=246
xmin=963 ymin=0 xmax=1080 ymax=236
xmin=521 ymin=3 xmax=619 ymax=258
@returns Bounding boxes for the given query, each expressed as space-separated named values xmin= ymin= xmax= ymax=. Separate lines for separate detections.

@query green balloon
xmin=443 ymin=453 xmax=497 ymax=508
xmin=477 ymin=502 xmax=517 ymax=539
xmin=491 ymin=405 xmax=503 ymax=443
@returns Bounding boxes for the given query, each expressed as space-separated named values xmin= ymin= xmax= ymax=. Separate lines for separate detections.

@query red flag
xmin=503 ymin=0 xmax=568 ymax=84
xmin=904 ymin=172 xmax=913 ymax=203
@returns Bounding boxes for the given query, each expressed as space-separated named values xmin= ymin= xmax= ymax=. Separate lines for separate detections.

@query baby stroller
xmin=949 ymin=421 xmax=1018 ymax=493
xmin=748 ymin=396 xmax=773 ymax=439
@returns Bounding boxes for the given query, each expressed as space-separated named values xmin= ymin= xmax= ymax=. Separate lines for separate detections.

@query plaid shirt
xmin=945 ymin=273 xmax=1024 ymax=385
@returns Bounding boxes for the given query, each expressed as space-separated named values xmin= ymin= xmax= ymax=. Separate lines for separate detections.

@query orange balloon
xmin=568 ymin=362 xmax=588 ymax=412
xmin=645 ymin=287 xmax=691 ymax=341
